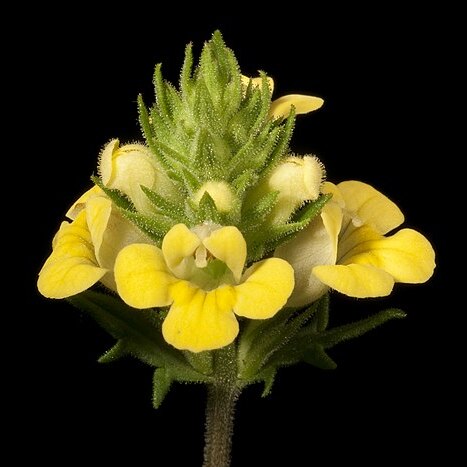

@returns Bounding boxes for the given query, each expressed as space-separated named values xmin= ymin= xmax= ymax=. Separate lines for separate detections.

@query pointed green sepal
xmin=91 ymin=176 xmax=134 ymax=211
xmin=258 ymin=367 xmax=277 ymax=397
xmin=152 ymin=368 xmax=172 ymax=409
xmin=196 ymin=191 xmax=222 ymax=223
xmin=98 ymin=340 xmax=129 ymax=363
xmin=302 ymin=344 xmax=337 ymax=370
xmin=183 ymin=350 xmax=214 ymax=375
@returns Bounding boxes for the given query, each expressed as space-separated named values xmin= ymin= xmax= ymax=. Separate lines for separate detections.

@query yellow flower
xmin=245 ymin=155 xmax=325 ymax=224
xmin=99 ymin=139 xmax=180 ymax=214
xmin=275 ymin=180 xmax=435 ymax=306
xmin=38 ymin=189 xmax=149 ymax=299
xmin=114 ymin=223 xmax=295 ymax=352
xmin=241 ymin=75 xmax=324 ymax=120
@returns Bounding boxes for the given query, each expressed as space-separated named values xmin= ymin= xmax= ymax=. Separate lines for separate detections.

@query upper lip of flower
xmin=241 ymin=74 xmax=324 ymax=120
xmin=37 ymin=187 xmax=150 ymax=299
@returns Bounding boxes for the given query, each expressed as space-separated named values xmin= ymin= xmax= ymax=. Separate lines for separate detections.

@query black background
xmin=21 ymin=7 xmax=455 ymax=466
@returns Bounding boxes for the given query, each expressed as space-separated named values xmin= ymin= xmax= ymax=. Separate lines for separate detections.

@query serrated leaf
xmin=152 ymin=368 xmax=172 ymax=409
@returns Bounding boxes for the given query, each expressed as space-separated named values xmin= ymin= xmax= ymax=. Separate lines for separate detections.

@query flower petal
xmin=163 ymin=282 xmax=238 ymax=352
xmin=337 ymin=181 xmax=404 ymax=234
xmin=85 ymin=195 xmax=151 ymax=290
xmin=114 ymin=244 xmax=174 ymax=308
xmin=241 ymin=75 xmax=274 ymax=93
xmin=38 ymin=211 xmax=106 ymax=299
xmin=275 ymin=202 xmax=342 ymax=307
xmin=203 ymin=226 xmax=246 ymax=282
xmin=85 ymin=195 xmax=112 ymax=260
xmin=99 ymin=140 xmax=174 ymax=214
xmin=38 ymin=257 xmax=107 ymax=299
xmin=66 ymin=186 xmax=103 ymax=220
xmin=312 ymin=263 xmax=395 ymax=298
xmin=162 ymin=224 xmax=201 ymax=278
xmin=344 ymin=228 xmax=436 ymax=284
xmin=322 ymin=181 xmax=345 ymax=208
xmin=269 ymin=94 xmax=324 ymax=120
xmin=233 ymin=258 xmax=294 ymax=318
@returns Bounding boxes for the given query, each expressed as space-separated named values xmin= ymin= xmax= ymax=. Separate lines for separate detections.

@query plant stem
xmin=202 ymin=345 xmax=240 ymax=467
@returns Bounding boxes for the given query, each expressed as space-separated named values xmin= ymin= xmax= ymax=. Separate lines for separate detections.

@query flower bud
xmin=193 ymin=181 xmax=235 ymax=213
xmin=247 ymin=156 xmax=324 ymax=224
xmin=99 ymin=139 xmax=179 ymax=214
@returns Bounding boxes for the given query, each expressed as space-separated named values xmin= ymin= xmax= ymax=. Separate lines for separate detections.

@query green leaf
xmin=153 ymin=64 xmax=171 ymax=121
xmin=183 ymin=350 xmax=213 ymax=375
xmin=196 ymin=191 xmax=221 ymax=223
xmin=137 ymin=94 xmax=155 ymax=147
xmin=91 ymin=176 xmax=134 ymax=211
xmin=231 ymin=169 xmax=258 ymax=194
xmin=181 ymin=168 xmax=201 ymax=194
xmin=241 ymin=191 xmax=279 ymax=230
xmin=98 ymin=340 xmax=129 ymax=363
xmin=316 ymin=308 xmax=407 ymax=349
xmin=302 ymin=344 xmax=337 ymax=370
xmin=67 ymin=290 xmax=209 ymax=383
xmin=238 ymin=300 xmax=323 ymax=380
xmin=140 ymin=186 xmax=187 ymax=222
xmin=121 ymin=211 xmax=174 ymax=243
xmin=308 ymin=293 xmax=330 ymax=333
xmin=258 ymin=367 xmax=277 ymax=397
xmin=248 ymin=193 xmax=331 ymax=258
xmin=180 ymin=43 xmax=194 ymax=97
xmin=263 ymin=110 xmax=295 ymax=171
xmin=152 ymin=368 xmax=172 ymax=409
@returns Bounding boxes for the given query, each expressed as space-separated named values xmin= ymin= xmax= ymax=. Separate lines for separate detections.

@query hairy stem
xmin=202 ymin=345 xmax=240 ymax=467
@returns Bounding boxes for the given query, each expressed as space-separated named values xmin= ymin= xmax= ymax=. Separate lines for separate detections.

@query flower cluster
xmin=38 ymin=32 xmax=434 ymax=362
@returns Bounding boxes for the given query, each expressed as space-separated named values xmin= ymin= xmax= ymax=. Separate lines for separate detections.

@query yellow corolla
xmin=114 ymin=223 xmax=295 ymax=352
xmin=241 ymin=75 xmax=324 ymax=120
xmin=275 ymin=180 xmax=435 ymax=306
xmin=38 ymin=188 xmax=149 ymax=299
xmin=99 ymin=139 xmax=180 ymax=215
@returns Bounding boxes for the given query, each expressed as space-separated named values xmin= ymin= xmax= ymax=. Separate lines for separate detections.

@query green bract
xmin=99 ymin=31 xmax=328 ymax=261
